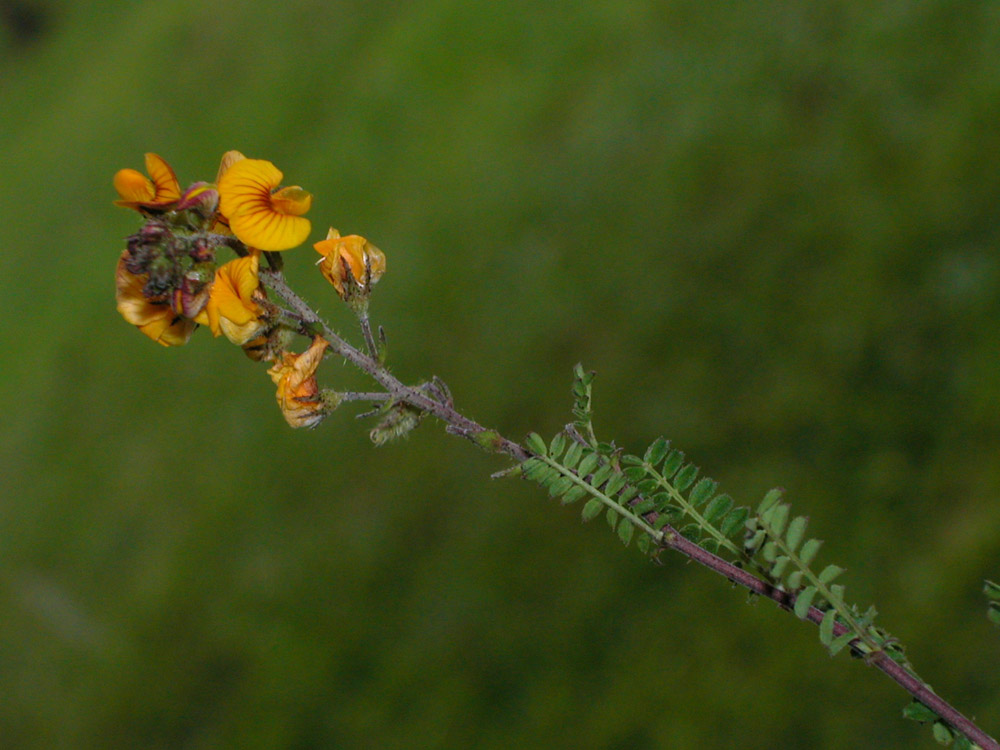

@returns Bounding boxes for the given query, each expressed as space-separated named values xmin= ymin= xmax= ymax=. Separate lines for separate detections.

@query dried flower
xmin=267 ymin=336 xmax=331 ymax=428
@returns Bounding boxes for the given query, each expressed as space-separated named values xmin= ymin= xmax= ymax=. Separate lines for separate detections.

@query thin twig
xmin=260 ymin=267 xmax=997 ymax=750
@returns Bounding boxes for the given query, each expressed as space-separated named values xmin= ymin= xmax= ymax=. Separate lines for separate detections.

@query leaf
xmin=688 ymin=478 xmax=717 ymax=507
xmin=673 ymin=463 xmax=699 ymax=491
xmin=704 ymin=494 xmax=734 ymax=524
xmin=770 ymin=556 xmax=791 ymax=578
xmin=719 ymin=507 xmax=749 ymax=538
xmin=563 ymin=442 xmax=584 ymax=470
xmin=798 ymin=538 xmax=823 ymax=567
xmin=632 ymin=498 xmax=656 ymax=515
xmin=932 ymin=721 xmax=954 ymax=745
xmin=548 ymin=476 xmax=574 ymax=498
xmin=577 ymin=452 xmax=600 ymax=477
xmin=589 ymin=463 xmax=613 ymax=489
xmin=764 ymin=503 xmax=789 ymax=537
xmin=785 ymin=516 xmax=808 ymax=552
xmin=620 ymin=454 xmax=643 ymax=466
xmin=623 ymin=466 xmax=646 ymax=482
xmin=953 ymin=735 xmax=974 ymax=750
xmin=603 ymin=474 xmax=626 ymax=497
xmin=787 ymin=571 xmax=804 ymax=590
xmin=606 ymin=508 xmax=619 ymax=531
xmin=984 ymin=579 xmax=1000 ymax=600
xmin=618 ymin=520 xmax=635 ymax=546
xmin=618 ymin=486 xmax=640 ymax=504
xmin=819 ymin=564 xmax=844 ymax=585
xmin=526 ymin=433 xmax=548 ymax=457
xmin=762 ymin=541 xmax=778 ymax=563
xmin=644 ymin=437 xmax=669 ymax=467
xmin=662 ymin=450 xmax=684 ymax=478
xmin=744 ymin=529 xmax=766 ymax=554
xmin=549 ymin=433 xmax=567 ymax=459
xmin=794 ymin=586 xmax=817 ymax=619
xmin=828 ymin=632 xmax=855 ymax=657
xmin=902 ymin=701 xmax=939 ymax=724
xmin=581 ymin=498 xmax=603 ymax=522
xmin=988 ymin=602 xmax=1000 ymax=626
xmin=819 ymin=609 xmax=836 ymax=646
xmin=636 ymin=479 xmax=659 ymax=494
xmin=828 ymin=584 xmax=846 ymax=606
xmin=637 ymin=533 xmax=651 ymax=555
xmin=757 ymin=487 xmax=783 ymax=515
xmin=560 ymin=486 xmax=588 ymax=505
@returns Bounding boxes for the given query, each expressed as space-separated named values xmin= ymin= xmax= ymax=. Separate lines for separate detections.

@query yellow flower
xmin=115 ymin=252 xmax=196 ymax=346
xmin=217 ymin=158 xmax=312 ymax=251
xmin=194 ymin=252 xmax=269 ymax=345
xmin=113 ymin=153 xmax=182 ymax=210
xmin=267 ymin=336 xmax=330 ymax=428
xmin=313 ymin=228 xmax=386 ymax=299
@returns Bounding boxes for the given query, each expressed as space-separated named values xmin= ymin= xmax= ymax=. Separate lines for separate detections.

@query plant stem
xmin=260 ymin=267 xmax=996 ymax=750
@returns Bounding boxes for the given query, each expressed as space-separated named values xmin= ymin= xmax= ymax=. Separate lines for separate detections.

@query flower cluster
xmin=113 ymin=151 xmax=385 ymax=427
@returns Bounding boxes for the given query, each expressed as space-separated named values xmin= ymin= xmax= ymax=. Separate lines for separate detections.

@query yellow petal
xmin=218 ymin=159 xmax=312 ymax=251
xmin=115 ymin=254 xmax=195 ymax=346
xmin=200 ymin=253 xmax=266 ymax=343
xmin=144 ymin=153 xmax=181 ymax=202
xmin=215 ymin=150 xmax=246 ymax=183
xmin=113 ymin=169 xmax=155 ymax=203
xmin=270 ymin=186 xmax=313 ymax=216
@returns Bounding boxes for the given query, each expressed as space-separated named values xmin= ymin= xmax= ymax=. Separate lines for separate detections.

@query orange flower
xmin=194 ymin=252 xmax=269 ymax=345
xmin=115 ymin=252 xmax=196 ymax=346
xmin=267 ymin=336 xmax=331 ymax=428
xmin=217 ymin=158 xmax=312 ymax=251
xmin=113 ymin=153 xmax=182 ymax=210
xmin=313 ymin=228 xmax=386 ymax=299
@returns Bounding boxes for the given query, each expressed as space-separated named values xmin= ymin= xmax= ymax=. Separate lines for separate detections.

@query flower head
xmin=115 ymin=252 xmax=196 ymax=346
xmin=113 ymin=153 xmax=182 ymax=211
xmin=194 ymin=252 xmax=271 ymax=345
xmin=267 ymin=336 xmax=331 ymax=428
xmin=217 ymin=158 xmax=312 ymax=251
xmin=313 ymin=228 xmax=386 ymax=300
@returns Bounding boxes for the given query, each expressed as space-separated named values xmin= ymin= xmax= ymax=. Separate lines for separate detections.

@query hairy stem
xmin=260 ymin=267 xmax=995 ymax=750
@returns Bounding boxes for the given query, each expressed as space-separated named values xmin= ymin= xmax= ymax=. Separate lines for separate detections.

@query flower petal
xmin=113 ymin=169 xmax=155 ymax=203
xmin=144 ymin=153 xmax=182 ymax=203
xmin=218 ymin=158 xmax=312 ymax=251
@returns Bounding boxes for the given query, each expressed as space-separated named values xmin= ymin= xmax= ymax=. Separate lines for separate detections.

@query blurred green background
xmin=2 ymin=1 xmax=1000 ymax=747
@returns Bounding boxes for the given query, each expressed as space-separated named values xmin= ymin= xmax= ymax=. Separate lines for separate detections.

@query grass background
xmin=2 ymin=1 xmax=1000 ymax=747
